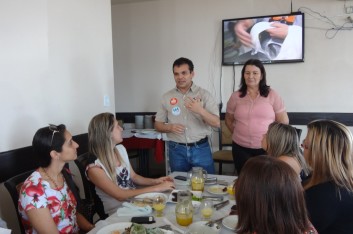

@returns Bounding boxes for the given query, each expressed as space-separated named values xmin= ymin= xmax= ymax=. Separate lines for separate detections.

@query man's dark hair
xmin=172 ymin=57 xmax=194 ymax=73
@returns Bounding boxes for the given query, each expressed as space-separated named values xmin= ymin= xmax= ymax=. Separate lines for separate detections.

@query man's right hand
xmin=169 ymin=123 xmax=185 ymax=134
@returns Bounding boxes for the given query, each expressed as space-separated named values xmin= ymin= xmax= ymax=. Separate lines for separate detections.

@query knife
xmin=213 ymin=200 xmax=230 ymax=210
xmin=202 ymin=195 xmax=224 ymax=201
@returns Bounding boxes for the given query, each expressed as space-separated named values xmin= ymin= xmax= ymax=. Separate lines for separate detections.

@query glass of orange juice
xmin=152 ymin=195 xmax=166 ymax=217
xmin=200 ymin=199 xmax=214 ymax=221
xmin=176 ymin=211 xmax=193 ymax=226
xmin=227 ymin=182 xmax=235 ymax=200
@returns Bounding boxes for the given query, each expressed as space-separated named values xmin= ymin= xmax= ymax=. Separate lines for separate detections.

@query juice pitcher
xmin=190 ymin=167 xmax=207 ymax=191
xmin=175 ymin=190 xmax=194 ymax=226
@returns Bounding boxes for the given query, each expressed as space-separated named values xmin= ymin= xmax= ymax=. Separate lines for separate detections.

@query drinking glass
xmin=152 ymin=195 xmax=166 ymax=217
xmin=200 ymin=199 xmax=214 ymax=221
xmin=227 ymin=182 xmax=235 ymax=200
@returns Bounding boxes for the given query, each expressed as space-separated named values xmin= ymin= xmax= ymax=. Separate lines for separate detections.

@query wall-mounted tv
xmin=222 ymin=12 xmax=304 ymax=66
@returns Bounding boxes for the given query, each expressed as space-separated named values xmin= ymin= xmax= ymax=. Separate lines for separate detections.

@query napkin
xmin=0 ymin=227 xmax=11 ymax=234
xmin=117 ymin=202 xmax=152 ymax=217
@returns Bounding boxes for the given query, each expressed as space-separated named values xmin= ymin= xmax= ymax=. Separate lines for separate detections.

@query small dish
xmin=222 ymin=215 xmax=238 ymax=230
xmin=96 ymin=222 xmax=132 ymax=234
xmin=186 ymin=221 xmax=220 ymax=234
xmin=167 ymin=190 xmax=202 ymax=203
xmin=206 ymin=185 xmax=227 ymax=195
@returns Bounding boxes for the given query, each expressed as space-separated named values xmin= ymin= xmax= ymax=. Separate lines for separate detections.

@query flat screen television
xmin=222 ymin=12 xmax=304 ymax=66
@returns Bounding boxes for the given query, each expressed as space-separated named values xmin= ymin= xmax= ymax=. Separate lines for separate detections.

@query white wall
xmin=0 ymin=0 xmax=115 ymax=232
xmin=112 ymin=0 xmax=353 ymax=113
xmin=0 ymin=0 xmax=115 ymax=152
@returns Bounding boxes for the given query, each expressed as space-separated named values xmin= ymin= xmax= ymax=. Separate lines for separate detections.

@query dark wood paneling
xmin=287 ymin=113 xmax=353 ymax=126
xmin=0 ymin=133 xmax=88 ymax=183
xmin=116 ymin=112 xmax=156 ymax=123
xmin=119 ymin=112 xmax=353 ymax=126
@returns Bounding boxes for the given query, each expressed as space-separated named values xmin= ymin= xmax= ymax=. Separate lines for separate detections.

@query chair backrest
xmin=219 ymin=120 xmax=233 ymax=150
xmin=295 ymin=127 xmax=302 ymax=139
xmin=74 ymin=152 xmax=108 ymax=220
xmin=4 ymin=170 xmax=34 ymax=234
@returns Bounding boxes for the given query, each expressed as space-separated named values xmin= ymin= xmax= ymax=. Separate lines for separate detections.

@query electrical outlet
xmin=103 ymin=95 xmax=110 ymax=107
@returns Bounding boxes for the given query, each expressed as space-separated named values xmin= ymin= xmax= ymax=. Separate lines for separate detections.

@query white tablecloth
xmin=88 ymin=172 xmax=237 ymax=234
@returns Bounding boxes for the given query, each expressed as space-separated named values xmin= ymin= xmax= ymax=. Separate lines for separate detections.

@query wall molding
xmin=116 ymin=112 xmax=353 ymax=126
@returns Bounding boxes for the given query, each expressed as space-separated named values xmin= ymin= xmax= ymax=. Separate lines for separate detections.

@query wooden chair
xmin=4 ymin=170 xmax=34 ymax=234
xmin=213 ymin=120 xmax=234 ymax=175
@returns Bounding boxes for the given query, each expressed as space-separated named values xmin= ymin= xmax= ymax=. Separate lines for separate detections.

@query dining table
xmin=88 ymin=171 xmax=238 ymax=234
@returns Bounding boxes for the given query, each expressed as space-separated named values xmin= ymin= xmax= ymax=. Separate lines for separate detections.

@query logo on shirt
xmin=172 ymin=106 xmax=181 ymax=116
xmin=170 ymin=97 xmax=178 ymax=105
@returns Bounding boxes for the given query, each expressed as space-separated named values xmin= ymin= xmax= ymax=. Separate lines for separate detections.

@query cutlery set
xmin=213 ymin=200 xmax=230 ymax=210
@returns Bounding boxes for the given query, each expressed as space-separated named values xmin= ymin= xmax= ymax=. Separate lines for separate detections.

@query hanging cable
xmin=232 ymin=64 xmax=236 ymax=92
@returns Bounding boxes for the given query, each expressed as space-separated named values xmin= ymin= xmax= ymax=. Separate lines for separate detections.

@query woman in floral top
xmin=18 ymin=124 xmax=93 ymax=233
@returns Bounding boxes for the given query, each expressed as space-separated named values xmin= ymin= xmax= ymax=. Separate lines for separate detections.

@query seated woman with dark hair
xmin=18 ymin=124 xmax=93 ymax=234
xmin=261 ymin=121 xmax=310 ymax=180
xmin=235 ymin=156 xmax=317 ymax=234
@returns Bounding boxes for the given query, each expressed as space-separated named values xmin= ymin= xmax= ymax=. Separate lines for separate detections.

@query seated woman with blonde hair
xmin=261 ymin=121 xmax=310 ymax=180
xmin=303 ymin=120 xmax=353 ymax=234
xmin=86 ymin=113 xmax=175 ymax=216
xmin=235 ymin=156 xmax=317 ymax=234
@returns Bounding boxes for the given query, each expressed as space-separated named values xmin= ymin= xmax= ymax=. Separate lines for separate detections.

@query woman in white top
xmin=86 ymin=113 xmax=175 ymax=215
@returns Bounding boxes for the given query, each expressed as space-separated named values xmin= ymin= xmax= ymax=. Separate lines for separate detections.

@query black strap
xmin=62 ymin=167 xmax=82 ymax=207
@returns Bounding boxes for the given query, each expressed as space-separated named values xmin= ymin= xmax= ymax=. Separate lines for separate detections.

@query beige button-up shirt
xmin=155 ymin=83 xmax=219 ymax=143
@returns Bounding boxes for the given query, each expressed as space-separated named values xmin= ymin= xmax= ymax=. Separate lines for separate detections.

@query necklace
xmin=41 ymin=167 xmax=66 ymax=198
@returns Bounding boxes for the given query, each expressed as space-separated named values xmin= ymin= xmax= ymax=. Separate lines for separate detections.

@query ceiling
xmin=111 ymin=0 xmax=156 ymax=5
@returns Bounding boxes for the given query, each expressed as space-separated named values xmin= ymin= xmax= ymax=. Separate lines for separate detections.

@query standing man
xmin=155 ymin=57 xmax=220 ymax=174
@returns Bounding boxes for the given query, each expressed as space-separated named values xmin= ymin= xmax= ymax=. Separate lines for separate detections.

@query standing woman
xmin=18 ymin=125 xmax=93 ymax=233
xmin=303 ymin=120 xmax=353 ymax=234
xmin=225 ymin=59 xmax=289 ymax=175
xmin=261 ymin=122 xmax=310 ymax=180
xmin=86 ymin=113 xmax=175 ymax=216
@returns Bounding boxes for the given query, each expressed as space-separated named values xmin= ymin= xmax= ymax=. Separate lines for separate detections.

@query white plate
xmin=96 ymin=222 xmax=132 ymax=234
xmin=206 ymin=185 xmax=227 ymax=195
xmin=140 ymin=129 xmax=156 ymax=134
xmin=135 ymin=192 xmax=168 ymax=201
xmin=187 ymin=221 xmax=221 ymax=234
xmin=222 ymin=215 xmax=238 ymax=230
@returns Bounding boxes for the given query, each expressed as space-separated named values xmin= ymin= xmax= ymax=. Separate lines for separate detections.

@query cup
xmin=227 ymin=181 xmax=236 ymax=200
xmin=144 ymin=115 xmax=153 ymax=129
xmin=152 ymin=195 xmax=166 ymax=217
xmin=135 ymin=115 xmax=144 ymax=129
xmin=200 ymin=199 xmax=214 ymax=221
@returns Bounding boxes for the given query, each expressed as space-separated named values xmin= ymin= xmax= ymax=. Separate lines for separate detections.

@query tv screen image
xmin=222 ymin=12 xmax=304 ymax=65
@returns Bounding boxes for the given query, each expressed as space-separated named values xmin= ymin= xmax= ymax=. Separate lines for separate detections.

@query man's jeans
xmin=168 ymin=140 xmax=215 ymax=174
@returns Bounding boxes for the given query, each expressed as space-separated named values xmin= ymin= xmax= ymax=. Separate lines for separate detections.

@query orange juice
xmin=176 ymin=212 xmax=193 ymax=226
xmin=201 ymin=207 xmax=213 ymax=219
xmin=153 ymin=203 xmax=165 ymax=217
xmin=191 ymin=177 xmax=204 ymax=191
xmin=153 ymin=203 xmax=165 ymax=211
xmin=227 ymin=183 xmax=235 ymax=200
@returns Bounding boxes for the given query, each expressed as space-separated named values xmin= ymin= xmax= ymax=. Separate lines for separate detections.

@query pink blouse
xmin=226 ymin=89 xmax=286 ymax=148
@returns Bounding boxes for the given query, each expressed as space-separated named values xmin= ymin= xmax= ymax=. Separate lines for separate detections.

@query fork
xmin=205 ymin=216 xmax=226 ymax=227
